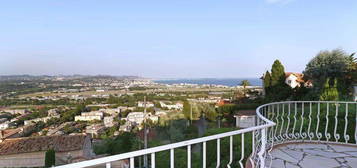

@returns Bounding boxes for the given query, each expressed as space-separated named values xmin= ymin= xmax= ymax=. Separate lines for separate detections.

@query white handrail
xmin=56 ymin=101 xmax=356 ymax=168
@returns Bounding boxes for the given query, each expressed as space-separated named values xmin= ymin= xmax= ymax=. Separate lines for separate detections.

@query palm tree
xmin=240 ymin=80 xmax=251 ymax=89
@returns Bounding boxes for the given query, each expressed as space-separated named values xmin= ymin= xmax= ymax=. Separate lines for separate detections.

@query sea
xmin=154 ymin=78 xmax=262 ymax=87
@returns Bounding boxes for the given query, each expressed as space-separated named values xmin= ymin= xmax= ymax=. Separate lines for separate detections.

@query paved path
xmin=267 ymin=142 xmax=357 ymax=168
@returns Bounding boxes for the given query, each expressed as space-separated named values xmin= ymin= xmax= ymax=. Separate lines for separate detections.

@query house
xmin=0 ymin=121 xmax=10 ymax=130
xmin=285 ymin=72 xmax=313 ymax=89
xmin=159 ymin=101 xmax=183 ymax=110
xmin=137 ymin=101 xmax=155 ymax=108
xmin=48 ymin=109 xmax=59 ymax=117
xmin=99 ymin=108 xmax=119 ymax=116
xmin=85 ymin=124 xmax=105 ymax=137
xmin=104 ymin=116 xmax=115 ymax=127
xmin=234 ymin=110 xmax=256 ymax=128
xmin=0 ymin=134 xmax=94 ymax=167
xmin=216 ymin=99 xmax=231 ymax=107
xmin=126 ymin=112 xmax=158 ymax=126
xmin=1 ymin=109 xmax=28 ymax=115
xmin=119 ymin=122 xmax=133 ymax=132
xmin=24 ymin=115 xmax=60 ymax=126
xmin=74 ymin=111 xmax=103 ymax=122
xmin=0 ymin=124 xmax=36 ymax=142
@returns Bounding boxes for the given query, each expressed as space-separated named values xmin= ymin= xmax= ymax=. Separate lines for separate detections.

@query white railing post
xmin=258 ymin=128 xmax=267 ymax=168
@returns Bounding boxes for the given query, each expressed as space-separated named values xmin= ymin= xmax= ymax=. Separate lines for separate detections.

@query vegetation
xmin=263 ymin=60 xmax=292 ymax=101
xmin=94 ymin=132 xmax=140 ymax=155
xmin=304 ymin=49 xmax=356 ymax=100
xmin=45 ymin=149 xmax=56 ymax=167
xmin=319 ymin=78 xmax=339 ymax=101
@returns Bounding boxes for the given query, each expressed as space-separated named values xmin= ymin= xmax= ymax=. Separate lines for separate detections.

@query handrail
xmin=56 ymin=101 xmax=356 ymax=168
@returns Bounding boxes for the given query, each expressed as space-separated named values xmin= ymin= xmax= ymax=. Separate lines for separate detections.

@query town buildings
xmin=85 ymin=124 xmax=105 ymax=137
xmin=137 ymin=101 xmax=155 ymax=108
xmin=75 ymin=111 xmax=104 ymax=122
xmin=159 ymin=101 xmax=183 ymax=110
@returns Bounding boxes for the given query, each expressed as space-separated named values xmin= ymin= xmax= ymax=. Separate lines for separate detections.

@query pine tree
xmin=271 ymin=60 xmax=286 ymax=86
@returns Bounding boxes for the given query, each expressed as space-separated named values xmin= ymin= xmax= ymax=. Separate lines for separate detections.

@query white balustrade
xmin=55 ymin=101 xmax=356 ymax=168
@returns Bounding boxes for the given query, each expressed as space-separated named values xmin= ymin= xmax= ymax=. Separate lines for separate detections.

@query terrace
xmin=56 ymin=101 xmax=357 ymax=168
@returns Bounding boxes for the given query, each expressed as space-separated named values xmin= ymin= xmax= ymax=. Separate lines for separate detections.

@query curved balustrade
xmin=55 ymin=101 xmax=356 ymax=168
xmin=256 ymin=101 xmax=357 ymax=168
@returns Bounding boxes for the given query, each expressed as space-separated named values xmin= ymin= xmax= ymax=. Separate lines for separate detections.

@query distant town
xmin=0 ymin=75 xmax=264 ymax=167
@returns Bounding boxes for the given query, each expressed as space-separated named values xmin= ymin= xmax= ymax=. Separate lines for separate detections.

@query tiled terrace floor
xmin=268 ymin=142 xmax=357 ymax=168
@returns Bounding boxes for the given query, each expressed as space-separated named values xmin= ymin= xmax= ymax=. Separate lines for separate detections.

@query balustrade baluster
xmin=334 ymin=103 xmax=340 ymax=142
xmin=227 ymin=136 xmax=233 ymax=168
xmin=203 ymin=142 xmax=206 ymax=168
xmin=170 ymin=149 xmax=174 ymax=168
xmin=316 ymin=103 xmax=322 ymax=141
xmin=325 ymin=103 xmax=331 ymax=141
xmin=216 ymin=139 xmax=220 ymax=168
xmin=130 ymin=158 xmax=135 ymax=168
xmin=308 ymin=102 xmax=313 ymax=140
xmin=151 ymin=153 xmax=155 ymax=168
xmin=239 ymin=134 xmax=245 ymax=168
xmin=344 ymin=103 xmax=350 ymax=143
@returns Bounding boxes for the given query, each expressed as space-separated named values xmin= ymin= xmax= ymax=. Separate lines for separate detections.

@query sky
xmin=0 ymin=0 xmax=356 ymax=78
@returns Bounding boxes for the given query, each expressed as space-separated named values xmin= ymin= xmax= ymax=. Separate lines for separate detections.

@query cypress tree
xmin=264 ymin=71 xmax=272 ymax=88
xmin=264 ymin=71 xmax=272 ymax=96
xmin=271 ymin=60 xmax=286 ymax=86
xmin=45 ymin=149 xmax=56 ymax=167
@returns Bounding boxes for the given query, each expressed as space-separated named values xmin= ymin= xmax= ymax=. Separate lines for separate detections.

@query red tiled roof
xmin=0 ymin=134 xmax=88 ymax=155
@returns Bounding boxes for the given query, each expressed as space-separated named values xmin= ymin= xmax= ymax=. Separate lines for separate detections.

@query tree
xmin=270 ymin=60 xmax=286 ymax=86
xmin=263 ymin=71 xmax=272 ymax=96
xmin=304 ymin=49 xmax=352 ymax=97
xmin=347 ymin=53 xmax=357 ymax=84
xmin=182 ymin=101 xmax=200 ymax=121
xmin=240 ymin=80 xmax=251 ymax=89
xmin=320 ymin=78 xmax=339 ymax=101
xmin=45 ymin=149 xmax=56 ymax=167
xmin=264 ymin=60 xmax=292 ymax=101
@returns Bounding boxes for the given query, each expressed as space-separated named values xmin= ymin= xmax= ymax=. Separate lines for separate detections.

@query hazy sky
xmin=1 ymin=0 xmax=356 ymax=78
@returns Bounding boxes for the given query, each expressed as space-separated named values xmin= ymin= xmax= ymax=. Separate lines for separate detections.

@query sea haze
xmin=154 ymin=78 xmax=262 ymax=87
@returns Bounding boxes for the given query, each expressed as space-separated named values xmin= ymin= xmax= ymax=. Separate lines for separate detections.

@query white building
xmin=74 ymin=111 xmax=103 ymax=122
xmin=137 ymin=101 xmax=155 ymax=108
xmin=159 ymin=101 xmax=183 ymax=110
xmin=234 ymin=110 xmax=256 ymax=128
xmin=126 ymin=112 xmax=158 ymax=126
xmin=81 ymin=111 xmax=104 ymax=117
xmin=284 ymin=72 xmax=313 ymax=89
xmin=24 ymin=115 xmax=60 ymax=126
xmin=285 ymin=73 xmax=302 ymax=89
xmin=104 ymin=116 xmax=115 ymax=127
xmin=86 ymin=124 xmax=105 ymax=137
xmin=0 ymin=121 xmax=10 ymax=130
xmin=47 ymin=109 xmax=59 ymax=117
xmin=99 ymin=108 xmax=119 ymax=116
xmin=1 ymin=109 xmax=28 ymax=115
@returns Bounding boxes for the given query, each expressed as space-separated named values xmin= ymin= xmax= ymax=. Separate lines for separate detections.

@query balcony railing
xmin=56 ymin=101 xmax=357 ymax=168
